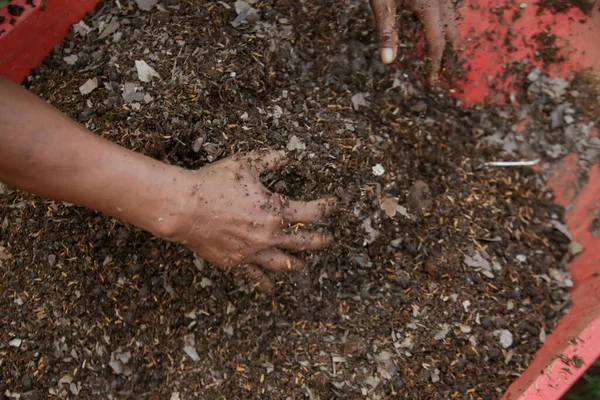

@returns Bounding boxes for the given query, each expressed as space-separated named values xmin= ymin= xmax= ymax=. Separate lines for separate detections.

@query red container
xmin=1 ymin=1 xmax=598 ymax=399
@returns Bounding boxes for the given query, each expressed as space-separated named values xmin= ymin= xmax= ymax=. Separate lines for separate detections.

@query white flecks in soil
xmin=287 ymin=135 xmax=306 ymax=151
xmin=134 ymin=0 xmax=158 ymax=11
xmin=135 ymin=60 xmax=161 ymax=82
xmin=183 ymin=334 xmax=200 ymax=362
xmin=79 ymin=78 xmax=98 ymax=95
xmin=351 ymin=92 xmax=370 ymax=110
xmin=109 ymin=348 xmax=132 ymax=376
xmin=494 ymin=330 xmax=514 ymax=348
xmin=372 ymin=164 xmax=385 ymax=176
xmin=63 ymin=54 xmax=78 ymax=65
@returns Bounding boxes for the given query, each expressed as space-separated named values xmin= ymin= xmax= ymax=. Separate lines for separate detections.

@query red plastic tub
xmin=1 ymin=1 xmax=599 ymax=399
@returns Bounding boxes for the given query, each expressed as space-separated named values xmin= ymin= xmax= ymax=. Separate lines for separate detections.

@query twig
xmin=484 ymin=158 xmax=541 ymax=167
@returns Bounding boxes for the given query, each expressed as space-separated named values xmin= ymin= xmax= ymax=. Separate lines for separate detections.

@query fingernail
xmin=380 ymin=48 xmax=394 ymax=64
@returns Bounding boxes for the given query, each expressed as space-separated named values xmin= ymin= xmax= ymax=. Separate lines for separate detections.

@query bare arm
xmin=0 ymin=76 xmax=183 ymax=237
xmin=0 ymin=77 xmax=334 ymax=293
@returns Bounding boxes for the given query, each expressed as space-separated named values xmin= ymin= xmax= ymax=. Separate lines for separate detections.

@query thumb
xmin=369 ymin=0 xmax=398 ymax=64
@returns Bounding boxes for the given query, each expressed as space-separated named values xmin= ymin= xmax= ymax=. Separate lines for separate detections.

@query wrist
xmin=139 ymin=167 xmax=201 ymax=242
xmin=111 ymin=161 xmax=197 ymax=241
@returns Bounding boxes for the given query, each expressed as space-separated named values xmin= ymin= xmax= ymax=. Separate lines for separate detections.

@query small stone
xmin=192 ymin=137 xmax=204 ymax=153
xmin=379 ymin=196 xmax=399 ymax=218
xmin=79 ymin=78 xmax=98 ymax=95
xmin=568 ymin=242 xmax=584 ymax=256
xmin=286 ymin=135 xmax=306 ymax=151
xmin=135 ymin=0 xmax=158 ymax=11
xmin=351 ymin=92 xmax=370 ymax=110
xmin=200 ymin=277 xmax=212 ymax=288
xmin=462 ymin=300 xmax=471 ymax=312
xmin=98 ymin=18 xmax=120 ymax=39
xmin=109 ymin=348 xmax=132 ymax=376
xmin=183 ymin=334 xmax=200 ymax=361
xmin=393 ymin=379 xmax=404 ymax=390
xmin=231 ymin=0 xmax=260 ymax=27
xmin=122 ymin=82 xmax=144 ymax=103
xmin=73 ymin=21 xmax=91 ymax=36
xmin=494 ymin=329 xmax=514 ymax=348
xmin=63 ymin=54 xmax=79 ymax=65
xmin=135 ymin=60 xmax=161 ymax=82
xmin=372 ymin=164 xmax=385 ymax=176
xmin=539 ymin=327 xmax=547 ymax=343
xmin=527 ymin=68 xmax=541 ymax=82
xmin=58 ymin=374 xmax=74 ymax=386
xmin=9 ymin=338 xmax=22 ymax=347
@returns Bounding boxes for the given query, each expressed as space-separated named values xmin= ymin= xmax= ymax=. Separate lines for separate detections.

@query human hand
xmin=0 ymin=78 xmax=333 ymax=295
xmin=163 ymin=150 xmax=335 ymax=294
xmin=369 ymin=0 xmax=458 ymax=85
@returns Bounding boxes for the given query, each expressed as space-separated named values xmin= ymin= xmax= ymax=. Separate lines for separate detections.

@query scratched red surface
xmin=1 ymin=0 xmax=599 ymax=398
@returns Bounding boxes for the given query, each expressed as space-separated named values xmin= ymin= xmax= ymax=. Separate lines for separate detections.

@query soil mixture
xmin=1 ymin=0 xmax=596 ymax=399
xmin=536 ymin=0 xmax=597 ymax=15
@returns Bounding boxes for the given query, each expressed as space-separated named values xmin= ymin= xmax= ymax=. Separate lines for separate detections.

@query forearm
xmin=0 ymin=77 xmax=183 ymax=237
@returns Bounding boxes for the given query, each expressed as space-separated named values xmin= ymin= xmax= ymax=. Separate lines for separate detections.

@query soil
xmin=0 ymin=0 xmax=594 ymax=399
xmin=536 ymin=0 xmax=597 ymax=14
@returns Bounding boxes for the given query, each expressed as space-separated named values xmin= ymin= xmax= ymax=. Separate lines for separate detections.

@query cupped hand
xmin=166 ymin=150 xmax=335 ymax=294
xmin=369 ymin=0 xmax=458 ymax=85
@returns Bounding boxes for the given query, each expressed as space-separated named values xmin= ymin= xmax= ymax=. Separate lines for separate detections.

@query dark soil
xmin=532 ymin=30 xmax=565 ymax=68
xmin=0 ymin=0 xmax=588 ymax=399
xmin=536 ymin=0 xmax=597 ymax=15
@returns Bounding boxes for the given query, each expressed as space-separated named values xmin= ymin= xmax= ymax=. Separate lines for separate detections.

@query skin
xmin=369 ymin=0 xmax=458 ymax=85
xmin=0 ymin=4 xmax=457 ymax=294
xmin=0 ymin=77 xmax=335 ymax=294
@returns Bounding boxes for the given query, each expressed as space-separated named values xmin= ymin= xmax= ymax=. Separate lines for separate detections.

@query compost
xmin=1 ymin=0 xmax=597 ymax=398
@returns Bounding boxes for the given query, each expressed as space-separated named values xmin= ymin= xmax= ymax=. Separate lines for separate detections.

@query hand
xmin=0 ymin=78 xmax=334 ymax=295
xmin=164 ymin=150 xmax=335 ymax=294
xmin=369 ymin=0 xmax=458 ymax=85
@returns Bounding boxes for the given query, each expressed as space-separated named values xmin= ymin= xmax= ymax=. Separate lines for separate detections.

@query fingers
xmin=243 ymin=150 xmax=288 ymax=174
xmin=369 ymin=0 xmax=398 ymax=64
xmin=245 ymin=264 xmax=274 ymax=295
xmin=412 ymin=0 xmax=445 ymax=85
xmin=276 ymin=229 xmax=333 ymax=252
xmin=281 ymin=198 xmax=337 ymax=224
xmin=249 ymin=249 xmax=305 ymax=273
xmin=439 ymin=0 xmax=458 ymax=50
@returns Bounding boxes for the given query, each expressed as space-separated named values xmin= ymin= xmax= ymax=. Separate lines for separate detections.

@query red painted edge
xmin=502 ymin=161 xmax=600 ymax=400
xmin=0 ymin=0 xmax=101 ymax=83
xmin=0 ymin=1 xmax=599 ymax=399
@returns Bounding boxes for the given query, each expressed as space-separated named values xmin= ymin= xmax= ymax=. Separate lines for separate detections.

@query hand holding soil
xmin=165 ymin=151 xmax=335 ymax=295
xmin=0 ymin=77 xmax=334 ymax=295
xmin=369 ymin=0 xmax=458 ymax=84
